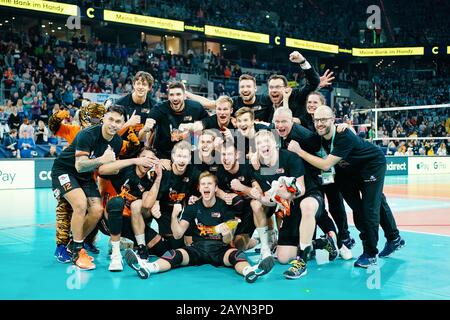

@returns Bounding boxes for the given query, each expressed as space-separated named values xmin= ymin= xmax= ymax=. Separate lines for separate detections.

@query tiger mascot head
xmin=78 ymin=100 xmax=108 ymax=129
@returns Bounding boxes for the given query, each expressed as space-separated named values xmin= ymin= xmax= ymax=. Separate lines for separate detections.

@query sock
xmin=73 ymin=239 xmax=83 ymax=251
xmin=300 ymin=242 xmax=311 ymax=251
xmin=267 ymin=228 xmax=275 ymax=245
xmin=135 ymin=234 xmax=146 ymax=246
xmin=144 ymin=261 xmax=160 ymax=274
xmin=256 ymin=227 xmax=270 ymax=252
xmin=111 ymin=240 xmax=121 ymax=256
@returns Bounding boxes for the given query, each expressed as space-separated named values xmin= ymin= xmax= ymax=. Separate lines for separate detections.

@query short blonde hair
xmin=171 ymin=140 xmax=192 ymax=157
xmin=235 ymin=107 xmax=254 ymax=120
xmin=199 ymin=171 xmax=218 ymax=185
xmin=215 ymin=95 xmax=233 ymax=109
xmin=254 ymin=129 xmax=277 ymax=146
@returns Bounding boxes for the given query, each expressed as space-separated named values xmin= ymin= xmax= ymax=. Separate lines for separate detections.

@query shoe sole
xmin=74 ymin=263 xmax=96 ymax=270
xmin=109 ymin=264 xmax=124 ymax=272
xmin=354 ymin=260 xmax=377 ymax=268
xmin=379 ymin=242 xmax=406 ymax=258
xmin=124 ymin=249 xmax=149 ymax=279
xmin=55 ymin=257 xmax=71 ymax=264
xmin=339 ymin=246 xmax=353 ymax=260
xmin=245 ymin=256 xmax=275 ymax=283
xmin=284 ymin=269 xmax=308 ymax=280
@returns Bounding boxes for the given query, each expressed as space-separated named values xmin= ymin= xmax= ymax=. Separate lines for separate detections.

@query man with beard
xmin=187 ymin=51 xmax=325 ymax=123
xmin=124 ymin=172 xmax=274 ymax=283
xmin=97 ymin=147 xmax=163 ymax=271
xmin=51 ymin=105 xmax=126 ymax=269
xmin=290 ymin=105 xmax=405 ymax=268
xmin=296 ymin=92 xmax=355 ymax=258
xmin=153 ymin=141 xmax=201 ymax=249
xmin=144 ymin=81 xmax=209 ymax=159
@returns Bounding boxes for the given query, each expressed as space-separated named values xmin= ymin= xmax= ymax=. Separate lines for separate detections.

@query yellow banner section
xmin=184 ymin=25 xmax=204 ymax=32
xmin=104 ymin=10 xmax=184 ymax=31
xmin=339 ymin=48 xmax=352 ymax=54
xmin=286 ymin=38 xmax=339 ymax=54
xmin=352 ymin=47 xmax=424 ymax=56
xmin=204 ymin=25 xmax=269 ymax=44
xmin=447 ymin=46 xmax=450 ymax=54
xmin=0 ymin=0 xmax=77 ymax=16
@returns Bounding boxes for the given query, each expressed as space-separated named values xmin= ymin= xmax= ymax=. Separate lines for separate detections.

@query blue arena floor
xmin=0 ymin=175 xmax=450 ymax=300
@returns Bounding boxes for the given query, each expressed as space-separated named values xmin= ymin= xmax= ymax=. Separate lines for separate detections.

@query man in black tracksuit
xmin=291 ymin=105 xmax=405 ymax=268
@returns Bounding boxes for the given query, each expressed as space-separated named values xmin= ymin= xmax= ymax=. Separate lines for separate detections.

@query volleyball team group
xmin=51 ymin=51 xmax=405 ymax=282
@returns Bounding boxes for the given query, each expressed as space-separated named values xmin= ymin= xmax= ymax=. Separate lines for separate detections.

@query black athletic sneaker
xmin=245 ymin=256 xmax=275 ymax=283
xmin=137 ymin=244 xmax=149 ymax=260
xmin=354 ymin=253 xmax=377 ymax=268
xmin=323 ymin=232 xmax=339 ymax=261
xmin=342 ymin=237 xmax=356 ymax=250
xmin=379 ymin=237 xmax=405 ymax=257
xmin=283 ymin=258 xmax=307 ymax=279
xmin=84 ymin=241 xmax=100 ymax=254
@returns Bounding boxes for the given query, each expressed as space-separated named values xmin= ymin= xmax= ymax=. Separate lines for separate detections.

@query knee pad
xmin=106 ymin=197 xmax=125 ymax=235
xmin=228 ymin=249 xmax=247 ymax=266
xmin=161 ymin=249 xmax=183 ymax=268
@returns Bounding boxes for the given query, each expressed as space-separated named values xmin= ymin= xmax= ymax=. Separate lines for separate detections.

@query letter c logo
xmin=87 ymin=8 xmax=95 ymax=18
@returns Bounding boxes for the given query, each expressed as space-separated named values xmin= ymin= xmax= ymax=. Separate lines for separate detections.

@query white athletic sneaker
xmin=109 ymin=253 xmax=123 ymax=271
xmin=339 ymin=244 xmax=353 ymax=260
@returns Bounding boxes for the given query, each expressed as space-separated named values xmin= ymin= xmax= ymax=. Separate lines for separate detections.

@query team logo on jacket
xmin=276 ymin=168 xmax=285 ymax=173
xmin=182 ymin=177 xmax=190 ymax=182
xmin=211 ymin=212 xmax=221 ymax=218
xmin=183 ymin=116 xmax=193 ymax=121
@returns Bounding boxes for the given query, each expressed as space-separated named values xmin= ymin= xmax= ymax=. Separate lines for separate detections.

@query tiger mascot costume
xmin=50 ymin=100 xmax=141 ymax=262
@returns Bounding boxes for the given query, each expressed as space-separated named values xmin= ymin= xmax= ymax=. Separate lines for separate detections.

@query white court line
xmin=348 ymin=224 xmax=450 ymax=238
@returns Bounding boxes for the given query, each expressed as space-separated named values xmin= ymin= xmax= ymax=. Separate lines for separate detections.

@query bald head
xmin=314 ymin=105 xmax=335 ymax=138
xmin=274 ymin=107 xmax=294 ymax=138
xmin=314 ymin=105 xmax=334 ymax=119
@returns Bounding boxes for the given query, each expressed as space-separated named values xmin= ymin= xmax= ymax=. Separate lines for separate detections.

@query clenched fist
xmin=289 ymin=51 xmax=306 ymax=64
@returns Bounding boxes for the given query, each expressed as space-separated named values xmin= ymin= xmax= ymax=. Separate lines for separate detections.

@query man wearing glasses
xmin=288 ymin=105 xmax=404 ymax=269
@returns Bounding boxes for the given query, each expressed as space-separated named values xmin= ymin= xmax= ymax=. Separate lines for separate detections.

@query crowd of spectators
xmin=64 ymin=0 xmax=450 ymax=48
xmin=1 ymin=15 xmax=449 ymax=159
